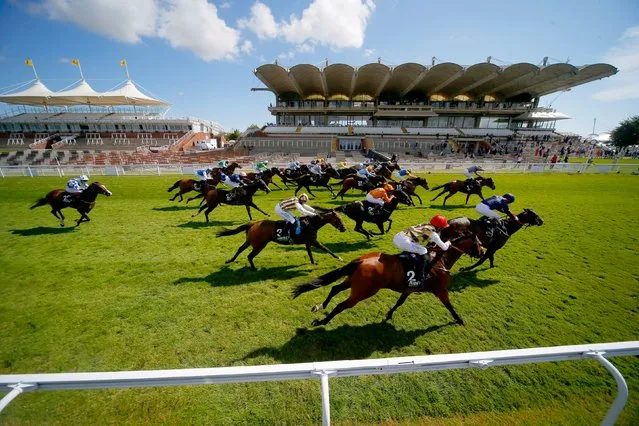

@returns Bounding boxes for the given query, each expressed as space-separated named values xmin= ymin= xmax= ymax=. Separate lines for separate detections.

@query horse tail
xmin=430 ymin=183 xmax=447 ymax=192
xmin=168 ymin=180 xmax=181 ymax=192
xmin=216 ymin=223 xmax=253 ymax=237
xmin=30 ymin=197 xmax=48 ymax=209
xmin=292 ymin=260 xmax=361 ymax=298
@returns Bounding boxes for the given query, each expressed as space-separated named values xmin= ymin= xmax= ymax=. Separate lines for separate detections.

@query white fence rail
xmin=0 ymin=162 xmax=638 ymax=178
xmin=1 ymin=341 xmax=638 ymax=425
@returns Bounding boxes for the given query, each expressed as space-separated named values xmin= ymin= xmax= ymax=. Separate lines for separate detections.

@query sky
xmin=0 ymin=0 xmax=637 ymax=136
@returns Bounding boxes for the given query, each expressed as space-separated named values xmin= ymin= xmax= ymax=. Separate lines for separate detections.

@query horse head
xmin=322 ymin=209 xmax=347 ymax=232
xmin=480 ymin=177 xmax=495 ymax=190
xmin=89 ymin=182 xmax=112 ymax=197
xmin=324 ymin=164 xmax=340 ymax=178
xmin=519 ymin=208 xmax=544 ymax=226
xmin=412 ymin=177 xmax=429 ymax=190
xmin=391 ymin=189 xmax=412 ymax=206
xmin=449 ymin=233 xmax=483 ymax=258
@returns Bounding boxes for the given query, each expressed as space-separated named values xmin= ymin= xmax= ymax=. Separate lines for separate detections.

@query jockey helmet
xmin=264 ymin=160 xmax=269 ymax=164
xmin=240 ymin=172 xmax=247 ymax=177
xmin=79 ymin=175 xmax=89 ymax=181
xmin=383 ymin=184 xmax=394 ymax=192
xmin=367 ymin=165 xmax=374 ymax=171
xmin=406 ymin=169 xmax=412 ymax=174
xmin=502 ymin=193 xmax=515 ymax=203
xmin=299 ymin=193 xmax=309 ymax=202
xmin=430 ymin=215 xmax=449 ymax=229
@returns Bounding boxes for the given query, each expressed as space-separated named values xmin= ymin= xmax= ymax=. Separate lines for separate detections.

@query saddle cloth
xmin=398 ymin=252 xmax=427 ymax=288
xmin=274 ymin=217 xmax=309 ymax=243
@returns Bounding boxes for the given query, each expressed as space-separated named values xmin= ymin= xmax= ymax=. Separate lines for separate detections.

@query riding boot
xmin=421 ymin=254 xmax=432 ymax=285
xmin=285 ymin=221 xmax=296 ymax=241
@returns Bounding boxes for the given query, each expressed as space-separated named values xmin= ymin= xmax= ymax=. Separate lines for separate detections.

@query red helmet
xmin=383 ymin=184 xmax=394 ymax=192
xmin=430 ymin=215 xmax=449 ymax=229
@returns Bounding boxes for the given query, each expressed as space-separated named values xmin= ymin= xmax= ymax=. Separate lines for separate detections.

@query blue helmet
xmin=503 ymin=193 xmax=515 ymax=203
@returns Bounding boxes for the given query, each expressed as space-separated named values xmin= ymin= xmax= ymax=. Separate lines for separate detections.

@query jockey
xmin=356 ymin=166 xmax=373 ymax=182
xmin=463 ymin=165 xmax=484 ymax=191
xmin=66 ymin=175 xmax=89 ymax=197
xmin=288 ymin=160 xmax=300 ymax=170
xmin=393 ymin=215 xmax=451 ymax=287
xmin=217 ymin=160 xmax=230 ymax=168
xmin=394 ymin=168 xmax=413 ymax=182
xmin=224 ymin=173 xmax=245 ymax=200
xmin=255 ymin=160 xmax=269 ymax=173
xmin=365 ymin=184 xmax=394 ymax=216
xmin=275 ymin=193 xmax=317 ymax=239
xmin=308 ymin=161 xmax=323 ymax=177
xmin=476 ymin=193 xmax=520 ymax=238
xmin=195 ymin=168 xmax=212 ymax=181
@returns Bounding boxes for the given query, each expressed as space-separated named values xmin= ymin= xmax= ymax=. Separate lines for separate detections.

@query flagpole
xmin=125 ymin=62 xmax=130 ymax=80
xmin=31 ymin=63 xmax=39 ymax=80
xmin=77 ymin=62 xmax=84 ymax=80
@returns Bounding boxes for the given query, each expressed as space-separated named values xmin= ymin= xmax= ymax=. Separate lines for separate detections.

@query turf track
xmin=0 ymin=173 xmax=638 ymax=424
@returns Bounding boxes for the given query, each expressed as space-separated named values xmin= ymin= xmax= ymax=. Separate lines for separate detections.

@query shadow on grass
xmin=174 ymin=265 xmax=308 ymax=287
xmin=241 ymin=321 xmax=455 ymax=363
xmin=425 ymin=203 xmax=476 ymax=210
xmin=10 ymin=226 xmax=77 ymax=236
xmin=177 ymin=220 xmax=239 ymax=228
xmin=276 ymin=239 xmax=374 ymax=254
xmin=152 ymin=205 xmax=200 ymax=212
xmin=449 ymin=269 xmax=500 ymax=292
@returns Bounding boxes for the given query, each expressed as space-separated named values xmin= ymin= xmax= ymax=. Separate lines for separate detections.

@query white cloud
xmin=258 ymin=55 xmax=266 ymax=62
xmin=158 ymin=0 xmax=241 ymax=62
xmin=32 ymin=0 xmax=158 ymax=43
xmin=278 ymin=51 xmax=295 ymax=61
xmin=241 ymin=40 xmax=254 ymax=54
xmin=24 ymin=0 xmax=250 ymax=62
xmin=219 ymin=1 xmax=231 ymax=9
xmin=296 ymin=43 xmax=314 ymax=53
xmin=593 ymin=26 xmax=639 ymax=102
xmin=237 ymin=1 xmax=278 ymax=40
xmin=363 ymin=48 xmax=375 ymax=57
xmin=279 ymin=0 xmax=375 ymax=49
xmin=238 ymin=0 xmax=375 ymax=50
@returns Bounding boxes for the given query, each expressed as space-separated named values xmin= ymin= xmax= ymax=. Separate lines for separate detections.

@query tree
xmin=226 ymin=129 xmax=241 ymax=141
xmin=610 ymin=116 xmax=639 ymax=153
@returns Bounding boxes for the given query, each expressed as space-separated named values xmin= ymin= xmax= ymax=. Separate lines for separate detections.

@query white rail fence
xmin=1 ymin=341 xmax=638 ymax=425
xmin=0 ymin=162 xmax=638 ymax=178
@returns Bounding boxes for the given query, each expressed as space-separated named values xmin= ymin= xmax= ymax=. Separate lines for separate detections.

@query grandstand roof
xmin=0 ymin=79 xmax=169 ymax=107
xmin=254 ymin=61 xmax=617 ymax=101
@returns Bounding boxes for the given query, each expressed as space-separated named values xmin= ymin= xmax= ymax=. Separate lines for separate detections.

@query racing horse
xmin=387 ymin=177 xmax=429 ymax=205
xmin=441 ymin=208 xmax=544 ymax=271
xmin=30 ymin=182 xmax=112 ymax=227
xmin=292 ymin=233 xmax=482 ymax=326
xmin=217 ymin=209 xmax=347 ymax=269
xmin=331 ymin=174 xmax=386 ymax=200
xmin=335 ymin=189 xmax=412 ymax=239
xmin=241 ymin=168 xmax=284 ymax=191
xmin=191 ymin=178 xmax=271 ymax=222
xmin=430 ymin=177 xmax=496 ymax=205
xmin=168 ymin=170 xmax=223 ymax=203
xmin=292 ymin=164 xmax=340 ymax=198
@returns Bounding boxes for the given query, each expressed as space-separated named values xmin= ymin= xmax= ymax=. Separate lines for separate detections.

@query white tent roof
xmin=0 ymin=80 xmax=55 ymax=106
xmin=0 ymin=79 xmax=169 ymax=107
xmin=514 ymin=111 xmax=572 ymax=121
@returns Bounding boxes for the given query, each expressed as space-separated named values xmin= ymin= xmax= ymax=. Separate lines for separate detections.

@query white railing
xmin=0 ymin=162 xmax=637 ymax=178
xmin=0 ymin=342 xmax=637 ymax=425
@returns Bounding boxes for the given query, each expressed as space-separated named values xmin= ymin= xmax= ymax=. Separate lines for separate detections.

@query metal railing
xmin=1 ymin=162 xmax=636 ymax=178
xmin=1 ymin=342 xmax=637 ymax=425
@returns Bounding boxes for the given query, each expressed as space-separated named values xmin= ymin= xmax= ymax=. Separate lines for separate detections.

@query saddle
xmin=398 ymin=252 xmax=428 ymax=289
xmin=274 ymin=217 xmax=309 ymax=243
xmin=310 ymin=174 xmax=321 ymax=183
xmin=62 ymin=192 xmax=79 ymax=205
xmin=478 ymin=217 xmax=508 ymax=240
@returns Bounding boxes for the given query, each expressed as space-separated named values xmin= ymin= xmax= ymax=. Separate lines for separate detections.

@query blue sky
xmin=0 ymin=0 xmax=637 ymax=135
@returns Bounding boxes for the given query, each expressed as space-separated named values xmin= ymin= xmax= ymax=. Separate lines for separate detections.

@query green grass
xmin=0 ymin=174 xmax=638 ymax=425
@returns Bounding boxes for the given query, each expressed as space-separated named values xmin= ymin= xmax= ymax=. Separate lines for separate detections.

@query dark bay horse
xmin=218 ymin=210 xmax=347 ymax=269
xmin=335 ymin=189 xmax=412 ymax=239
xmin=241 ymin=169 xmax=283 ymax=191
xmin=168 ymin=170 xmax=223 ymax=203
xmin=331 ymin=174 xmax=386 ymax=200
xmin=293 ymin=234 xmax=482 ymax=326
xmin=430 ymin=177 xmax=495 ymax=205
xmin=30 ymin=182 xmax=112 ymax=227
xmin=191 ymin=179 xmax=271 ymax=222
xmin=442 ymin=209 xmax=544 ymax=271
xmin=293 ymin=165 xmax=339 ymax=198
xmin=334 ymin=167 xmax=359 ymax=179
xmin=388 ymin=177 xmax=429 ymax=205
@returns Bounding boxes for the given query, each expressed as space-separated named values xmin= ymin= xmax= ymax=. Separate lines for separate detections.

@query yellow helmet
xmin=299 ymin=193 xmax=309 ymax=202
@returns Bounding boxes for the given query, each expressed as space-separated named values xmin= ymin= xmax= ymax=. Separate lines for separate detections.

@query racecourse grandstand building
xmin=239 ymin=59 xmax=617 ymax=157
xmin=0 ymin=75 xmax=226 ymax=165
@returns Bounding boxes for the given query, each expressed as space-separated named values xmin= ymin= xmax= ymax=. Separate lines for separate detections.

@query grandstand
xmin=237 ymin=59 xmax=617 ymax=161
xmin=0 ymin=76 xmax=226 ymax=165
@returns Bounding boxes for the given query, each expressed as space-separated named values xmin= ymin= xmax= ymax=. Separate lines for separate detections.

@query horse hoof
xmin=225 ymin=259 xmax=233 ymax=264
xmin=311 ymin=304 xmax=323 ymax=313
xmin=311 ymin=319 xmax=321 ymax=327
xmin=457 ymin=319 xmax=465 ymax=326
xmin=337 ymin=257 xmax=344 ymax=262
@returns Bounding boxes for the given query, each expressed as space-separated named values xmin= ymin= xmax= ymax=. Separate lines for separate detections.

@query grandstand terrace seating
xmin=459 ymin=128 xmax=514 ymax=137
xmin=402 ymin=128 xmax=463 ymax=136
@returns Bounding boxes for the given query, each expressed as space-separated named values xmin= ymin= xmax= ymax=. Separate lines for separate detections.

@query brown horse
xmin=293 ymin=234 xmax=482 ymax=326
xmin=217 ymin=210 xmax=347 ymax=269
xmin=30 ymin=182 xmax=112 ymax=227
xmin=292 ymin=165 xmax=340 ymax=198
xmin=191 ymin=179 xmax=271 ymax=222
xmin=241 ymin=169 xmax=283 ymax=191
xmin=168 ymin=169 xmax=223 ymax=203
xmin=430 ymin=177 xmax=495 ymax=205
xmin=331 ymin=174 xmax=386 ymax=200
xmin=441 ymin=209 xmax=544 ymax=271
xmin=388 ymin=177 xmax=429 ymax=205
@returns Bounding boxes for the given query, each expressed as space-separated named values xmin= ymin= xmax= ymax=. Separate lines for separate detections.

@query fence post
xmin=313 ymin=370 xmax=335 ymax=426
xmin=157 ymin=165 xmax=161 ymax=176
xmin=585 ymin=352 xmax=629 ymax=426
xmin=0 ymin=167 xmax=4 ymax=178
xmin=27 ymin=166 xmax=33 ymax=177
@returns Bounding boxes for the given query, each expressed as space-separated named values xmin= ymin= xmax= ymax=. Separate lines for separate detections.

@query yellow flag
xmin=25 ymin=59 xmax=33 ymax=67
xmin=120 ymin=59 xmax=127 ymax=67
xmin=71 ymin=59 xmax=79 ymax=66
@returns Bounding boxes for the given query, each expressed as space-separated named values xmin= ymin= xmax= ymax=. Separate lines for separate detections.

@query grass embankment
xmin=0 ymin=174 xmax=637 ymax=424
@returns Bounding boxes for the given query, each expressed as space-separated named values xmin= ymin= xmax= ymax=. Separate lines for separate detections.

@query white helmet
xmin=79 ymin=175 xmax=89 ymax=181
xmin=240 ymin=172 xmax=247 ymax=177
xmin=264 ymin=160 xmax=269 ymax=165
xmin=299 ymin=193 xmax=309 ymax=202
